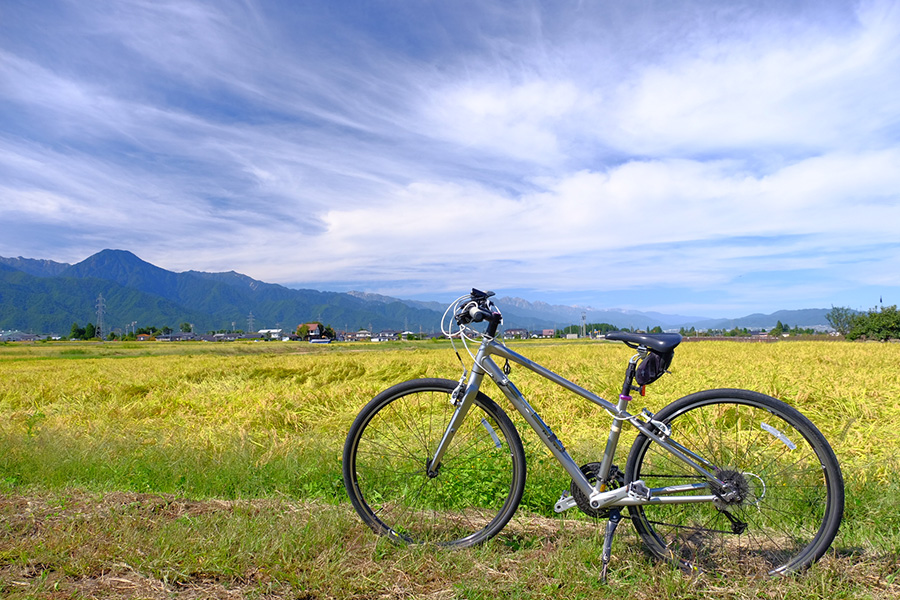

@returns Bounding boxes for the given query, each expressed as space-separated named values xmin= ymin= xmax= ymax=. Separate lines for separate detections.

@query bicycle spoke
xmin=627 ymin=390 xmax=842 ymax=575
xmin=344 ymin=379 xmax=525 ymax=547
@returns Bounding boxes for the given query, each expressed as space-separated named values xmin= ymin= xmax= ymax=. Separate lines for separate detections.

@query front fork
xmin=427 ymin=362 xmax=487 ymax=477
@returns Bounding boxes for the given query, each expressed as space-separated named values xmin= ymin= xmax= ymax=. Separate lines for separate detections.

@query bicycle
xmin=342 ymin=289 xmax=844 ymax=579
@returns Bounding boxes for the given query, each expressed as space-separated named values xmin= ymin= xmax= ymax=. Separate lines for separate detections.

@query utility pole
xmin=247 ymin=311 xmax=255 ymax=333
xmin=95 ymin=293 xmax=106 ymax=340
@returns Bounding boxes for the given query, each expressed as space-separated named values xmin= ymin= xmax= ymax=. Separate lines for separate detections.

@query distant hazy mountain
xmin=347 ymin=290 xmax=447 ymax=313
xmin=0 ymin=249 xmax=835 ymax=335
xmin=1 ymin=250 xmax=445 ymax=335
xmin=0 ymin=260 xmax=211 ymax=335
xmin=495 ymin=296 xmax=710 ymax=330
xmin=686 ymin=309 xmax=834 ymax=331
xmin=348 ymin=291 xmax=833 ymax=331
xmin=0 ymin=256 xmax=70 ymax=277
xmin=351 ymin=292 xmax=715 ymax=330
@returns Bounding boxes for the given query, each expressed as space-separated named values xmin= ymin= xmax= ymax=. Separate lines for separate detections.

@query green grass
xmin=2 ymin=488 xmax=898 ymax=599
xmin=1 ymin=339 xmax=899 ymax=598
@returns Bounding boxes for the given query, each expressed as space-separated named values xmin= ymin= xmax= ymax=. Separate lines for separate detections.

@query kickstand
xmin=600 ymin=508 xmax=622 ymax=584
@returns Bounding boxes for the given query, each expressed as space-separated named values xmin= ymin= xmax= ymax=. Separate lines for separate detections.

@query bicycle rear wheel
xmin=343 ymin=378 xmax=526 ymax=547
xmin=625 ymin=389 xmax=843 ymax=576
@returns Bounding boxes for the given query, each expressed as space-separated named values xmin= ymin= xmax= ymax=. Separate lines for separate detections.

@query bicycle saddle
xmin=605 ymin=331 xmax=682 ymax=353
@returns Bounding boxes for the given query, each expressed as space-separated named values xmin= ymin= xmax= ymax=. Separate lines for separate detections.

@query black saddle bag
xmin=635 ymin=351 xmax=673 ymax=386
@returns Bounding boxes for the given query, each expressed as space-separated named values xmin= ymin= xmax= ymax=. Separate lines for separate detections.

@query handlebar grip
xmin=455 ymin=294 xmax=502 ymax=328
xmin=469 ymin=305 xmax=488 ymax=323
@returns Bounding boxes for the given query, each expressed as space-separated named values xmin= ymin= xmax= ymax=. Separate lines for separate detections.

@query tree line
xmin=65 ymin=320 xmax=341 ymax=341
xmin=68 ymin=322 xmax=210 ymax=340
xmin=560 ymin=322 xmax=822 ymax=338
xmin=56 ymin=307 xmax=900 ymax=342
xmin=827 ymin=305 xmax=900 ymax=341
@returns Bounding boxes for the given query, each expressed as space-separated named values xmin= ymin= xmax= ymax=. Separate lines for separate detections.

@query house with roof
xmin=297 ymin=323 xmax=323 ymax=340
xmin=371 ymin=330 xmax=400 ymax=342
xmin=503 ymin=328 xmax=529 ymax=339
xmin=259 ymin=328 xmax=286 ymax=340
xmin=0 ymin=330 xmax=38 ymax=342
xmin=156 ymin=332 xmax=197 ymax=342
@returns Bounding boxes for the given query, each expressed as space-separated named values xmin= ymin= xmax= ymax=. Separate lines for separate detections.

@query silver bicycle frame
xmin=432 ymin=337 xmax=724 ymax=509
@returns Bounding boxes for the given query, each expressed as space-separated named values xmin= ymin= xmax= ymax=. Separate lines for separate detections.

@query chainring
xmin=571 ymin=462 xmax=624 ymax=518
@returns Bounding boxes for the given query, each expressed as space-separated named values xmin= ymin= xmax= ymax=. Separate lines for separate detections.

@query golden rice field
xmin=1 ymin=338 xmax=899 ymax=599
xmin=2 ymin=339 xmax=897 ymax=487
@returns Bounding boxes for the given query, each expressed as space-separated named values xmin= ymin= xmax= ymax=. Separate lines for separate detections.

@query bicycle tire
xmin=625 ymin=388 xmax=844 ymax=576
xmin=343 ymin=378 xmax=526 ymax=547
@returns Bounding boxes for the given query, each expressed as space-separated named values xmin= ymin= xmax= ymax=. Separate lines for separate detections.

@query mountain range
xmin=0 ymin=250 xmax=834 ymax=335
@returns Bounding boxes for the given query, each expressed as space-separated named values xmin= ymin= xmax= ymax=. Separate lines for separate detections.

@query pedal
xmin=627 ymin=480 xmax=652 ymax=501
xmin=554 ymin=490 xmax=577 ymax=513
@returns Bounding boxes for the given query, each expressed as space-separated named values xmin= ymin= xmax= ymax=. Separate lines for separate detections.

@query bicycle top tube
xmin=478 ymin=338 xmax=622 ymax=415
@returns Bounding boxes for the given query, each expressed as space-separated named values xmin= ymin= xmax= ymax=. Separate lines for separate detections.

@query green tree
xmin=771 ymin=321 xmax=784 ymax=336
xmin=180 ymin=322 xmax=192 ymax=333
xmin=84 ymin=323 xmax=96 ymax=339
xmin=69 ymin=322 xmax=85 ymax=340
xmin=826 ymin=306 xmax=855 ymax=336
xmin=848 ymin=305 xmax=900 ymax=341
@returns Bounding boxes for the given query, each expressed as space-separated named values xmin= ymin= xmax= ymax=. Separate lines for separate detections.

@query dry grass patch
xmin=3 ymin=489 xmax=899 ymax=600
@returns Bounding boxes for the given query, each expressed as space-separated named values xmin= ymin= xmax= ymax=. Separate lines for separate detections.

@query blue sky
xmin=2 ymin=0 xmax=899 ymax=318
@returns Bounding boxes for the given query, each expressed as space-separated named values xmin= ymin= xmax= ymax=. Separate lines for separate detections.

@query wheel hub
xmin=709 ymin=468 xmax=750 ymax=509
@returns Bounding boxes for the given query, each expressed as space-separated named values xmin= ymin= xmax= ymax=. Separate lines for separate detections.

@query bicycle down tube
xmin=429 ymin=337 xmax=724 ymax=508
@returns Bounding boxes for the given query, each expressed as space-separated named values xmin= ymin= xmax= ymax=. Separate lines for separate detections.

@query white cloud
xmin=423 ymin=78 xmax=594 ymax=164
xmin=3 ymin=0 xmax=900 ymax=313
xmin=606 ymin=2 xmax=900 ymax=155
xmin=289 ymin=147 xmax=900 ymax=295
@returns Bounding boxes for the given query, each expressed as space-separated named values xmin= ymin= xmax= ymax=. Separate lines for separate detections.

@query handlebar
xmin=455 ymin=289 xmax=502 ymax=335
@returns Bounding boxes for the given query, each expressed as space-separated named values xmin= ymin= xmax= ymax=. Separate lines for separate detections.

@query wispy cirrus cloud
xmin=2 ymin=0 xmax=899 ymax=316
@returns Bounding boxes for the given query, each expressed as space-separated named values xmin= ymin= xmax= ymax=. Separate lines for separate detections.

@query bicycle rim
xmin=626 ymin=389 xmax=843 ymax=576
xmin=343 ymin=378 xmax=526 ymax=547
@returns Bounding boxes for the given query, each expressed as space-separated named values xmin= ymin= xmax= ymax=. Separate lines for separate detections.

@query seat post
xmin=619 ymin=350 xmax=643 ymax=397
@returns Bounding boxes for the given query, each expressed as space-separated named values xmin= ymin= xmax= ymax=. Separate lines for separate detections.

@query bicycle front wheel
xmin=343 ymin=378 xmax=526 ymax=547
xmin=625 ymin=389 xmax=844 ymax=576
